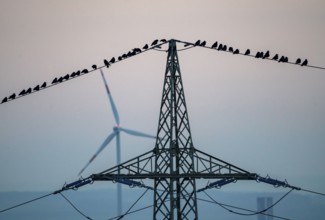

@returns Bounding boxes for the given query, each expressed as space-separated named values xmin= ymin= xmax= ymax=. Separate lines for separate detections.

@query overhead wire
xmin=202 ymin=189 xmax=293 ymax=217
xmin=59 ymin=192 xmax=93 ymax=220
xmin=2 ymin=38 xmax=325 ymax=106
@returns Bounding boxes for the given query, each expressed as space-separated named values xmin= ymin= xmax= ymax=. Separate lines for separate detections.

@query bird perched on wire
xmin=194 ymin=40 xmax=201 ymax=46
xmin=200 ymin=41 xmax=206 ymax=47
xmin=1 ymin=97 xmax=7 ymax=103
xmin=92 ymin=65 xmax=97 ymax=70
xmin=295 ymin=58 xmax=301 ymax=64
xmin=244 ymin=49 xmax=250 ymax=55
xmin=9 ymin=93 xmax=16 ymax=100
xmin=228 ymin=47 xmax=233 ymax=52
xmin=217 ymin=44 xmax=223 ymax=51
xmin=19 ymin=89 xmax=26 ymax=96
xmin=81 ymin=69 xmax=88 ymax=74
xmin=160 ymin=39 xmax=167 ymax=43
xmin=142 ymin=44 xmax=149 ymax=50
xmin=63 ymin=74 xmax=69 ymax=80
xmin=33 ymin=85 xmax=40 ymax=91
xmin=104 ymin=59 xmax=110 ymax=68
xmin=52 ymin=77 xmax=58 ymax=84
xmin=263 ymin=51 xmax=270 ymax=59
xmin=272 ymin=54 xmax=279 ymax=60
xmin=26 ymin=88 xmax=32 ymax=94
xmin=233 ymin=49 xmax=239 ymax=54
xmin=301 ymin=59 xmax=308 ymax=66
xmin=211 ymin=41 xmax=218 ymax=49
xmin=151 ymin=39 xmax=159 ymax=46
xmin=40 ymin=82 xmax=47 ymax=89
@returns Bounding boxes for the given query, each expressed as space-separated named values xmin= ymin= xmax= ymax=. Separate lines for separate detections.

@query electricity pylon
xmin=91 ymin=39 xmax=256 ymax=219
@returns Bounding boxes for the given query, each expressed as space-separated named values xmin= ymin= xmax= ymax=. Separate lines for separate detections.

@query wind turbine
xmin=78 ymin=69 xmax=157 ymax=215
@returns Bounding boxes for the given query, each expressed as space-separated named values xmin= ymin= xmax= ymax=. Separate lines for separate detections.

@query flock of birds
xmin=1 ymin=38 xmax=309 ymax=104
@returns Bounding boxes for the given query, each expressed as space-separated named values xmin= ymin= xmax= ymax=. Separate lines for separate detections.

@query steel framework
xmin=92 ymin=39 xmax=256 ymax=219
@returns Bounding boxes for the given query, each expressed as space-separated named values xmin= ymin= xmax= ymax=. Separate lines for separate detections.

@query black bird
xmin=272 ymin=54 xmax=279 ymax=60
xmin=211 ymin=41 xmax=218 ymax=49
xmin=33 ymin=85 xmax=40 ymax=91
xmin=127 ymin=51 xmax=133 ymax=57
xmin=278 ymin=56 xmax=285 ymax=63
xmin=92 ymin=65 xmax=97 ymax=70
xmin=200 ymin=41 xmax=206 ymax=47
xmin=160 ymin=39 xmax=167 ymax=43
xmin=151 ymin=39 xmax=159 ymax=46
xmin=1 ymin=97 xmax=7 ymax=103
xmin=26 ymin=88 xmax=32 ymax=94
xmin=118 ymin=56 xmax=122 ymax=61
xmin=122 ymin=54 xmax=127 ymax=59
xmin=133 ymin=48 xmax=141 ymax=53
xmin=109 ymin=57 xmax=115 ymax=64
xmin=52 ymin=77 xmax=58 ymax=84
xmin=217 ymin=44 xmax=223 ymax=51
xmin=57 ymin=77 xmax=63 ymax=83
xmin=9 ymin=93 xmax=16 ymax=100
xmin=104 ymin=59 xmax=110 ymax=67
xmin=41 ymin=82 xmax=47 ymax=88
xmin=283 ymin=56 xmax=288 ymax=62
xmin=75 ymin=70 xmax=81 ymax=77
xmin=81 ymin=69 xmax=88 ymax=74
xmin=222 ymin=45 xmax=227 ymax=51
xmin=295 ymin=58 xmax=301 ymax=64
xmin=19 ymin=89 xmax=26 ymax=96
xmin=263 ymin=51 xmax=270 ymax=59
xmin=194 ymin=40 xmax=201 ymax=46
xmin=301 ymin=59 xmax=308 ymax=66
xmin=255 ymin=52 xmax=262 ymax=58
xmin=142 ymin=44 xmax=149 ymax=50
xmin=233 ymin=49 xmax=240 ymax=54
xmin=244 ymin=49 xmax=250 ymax=55
xmin=63 ymin=74 xmax=70 ymax=80
xmin=228 ymin=47 xmax=234 ymax=52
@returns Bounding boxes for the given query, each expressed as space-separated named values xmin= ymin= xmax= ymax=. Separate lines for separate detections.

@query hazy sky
xmin=0 ymin=0 xmax=325 ymax=198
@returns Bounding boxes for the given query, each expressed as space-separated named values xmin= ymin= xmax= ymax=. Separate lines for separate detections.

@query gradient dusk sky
xmin=0 ymin=0 xmax=325 ymax=198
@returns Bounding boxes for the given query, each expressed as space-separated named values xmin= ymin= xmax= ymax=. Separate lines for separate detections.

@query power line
xmin=2 ymin=38 xmax=325 ymax=106
xmin=59 ymin=192 xmax=93 ymax=220
xmin=0 ymin=192 xmax=53 ymax=213
xmin=202 ymin=189 xmax=293 ymax=218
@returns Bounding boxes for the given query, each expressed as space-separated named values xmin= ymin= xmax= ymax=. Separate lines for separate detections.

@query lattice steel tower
xmin=92 ymin=39 xmax=256 ymax=219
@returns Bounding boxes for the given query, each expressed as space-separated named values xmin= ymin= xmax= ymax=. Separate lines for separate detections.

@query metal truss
xmin=91 ymin=40 xmax=256 ymax=220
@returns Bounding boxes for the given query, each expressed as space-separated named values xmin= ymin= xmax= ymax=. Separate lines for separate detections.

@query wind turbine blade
xmin=100 ymin=69 xmax=120 ymax=125
xmin=120 ymin=127 xmax=157 ymax=139
xmin=78 ymin=132 xmax=117 ymax=176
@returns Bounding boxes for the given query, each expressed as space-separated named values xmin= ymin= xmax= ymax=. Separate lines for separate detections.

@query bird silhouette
xmin=19 ymin=89 xmax=26 ymax=96
xmin=295 ymin=58 xmax=301 ymax=64
xmin=263 ymin=51 xmax=270 ymax=59
xmin=9 ymin=93 xmax=16 ymax=100
xmin=301 ymin=59 xmax=308 ymax=66
xmin=284 ymin=57 xmax=288 ymax=62
xmin=26 ymin=88 xmax=32 ymax=94
xmin=142 ymin=44 xmax=149 ymax=50
xmin=278 ymin=56 xmax=284 ymax=63
xmin=228 ymin=47 xmax=233 ymax=52
xmin=104 ymin=59 xmax=110 ymax=67
xmin=133 ymin=48 xmax=141 ymax=53
xmin=272 ymin=54 xmax=279 ymax=60
xmin=217 ymin=44 xmax=223 ymax=51
xmin=211 ymin=41 xmax=218 ymax=49
xmin=63 ymin=74 xmax=69 ymax=80
xmin=255 ymin=52 xmax=262 ymax=58
xmin=92 ymin=65 xmax=97 ymax=70
xmin=57 ymin=77 xmax=63 ymax=83
xmin=200 ymin=41 xmax=206 ymax=47
xmin=118 ymin=56 xmax=122 ymax=61
xmin=122 ymin=54 xmax=127 ymax=59
xmin=81 ymin=69 xmax=88 ymax=74
xmin=52 ymin=77 xmax=58 ymax=84
xmin=151 ymin=39 xmax=159 ymax=46
xmin=110 ymin=57 xmax=116 ymax=63
xmin=222 ymin=45 xmax=227 ymax=51
xmin=194 ymin=40 xmax=201 ymax=46
xmin=233 ymin=49 xmax=239 ymax=54
xmin=244 ymin=49 xmax=250 ymax=55
xmin=33 ymin=85 xmax=40 ymax=91
xmin=1 ymin=97 xmax=7 ymax=103
xmin=160 ymin=39 xmax=167 ymax=43
xmin=41 ymin=82 xmax=47 ymax=88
